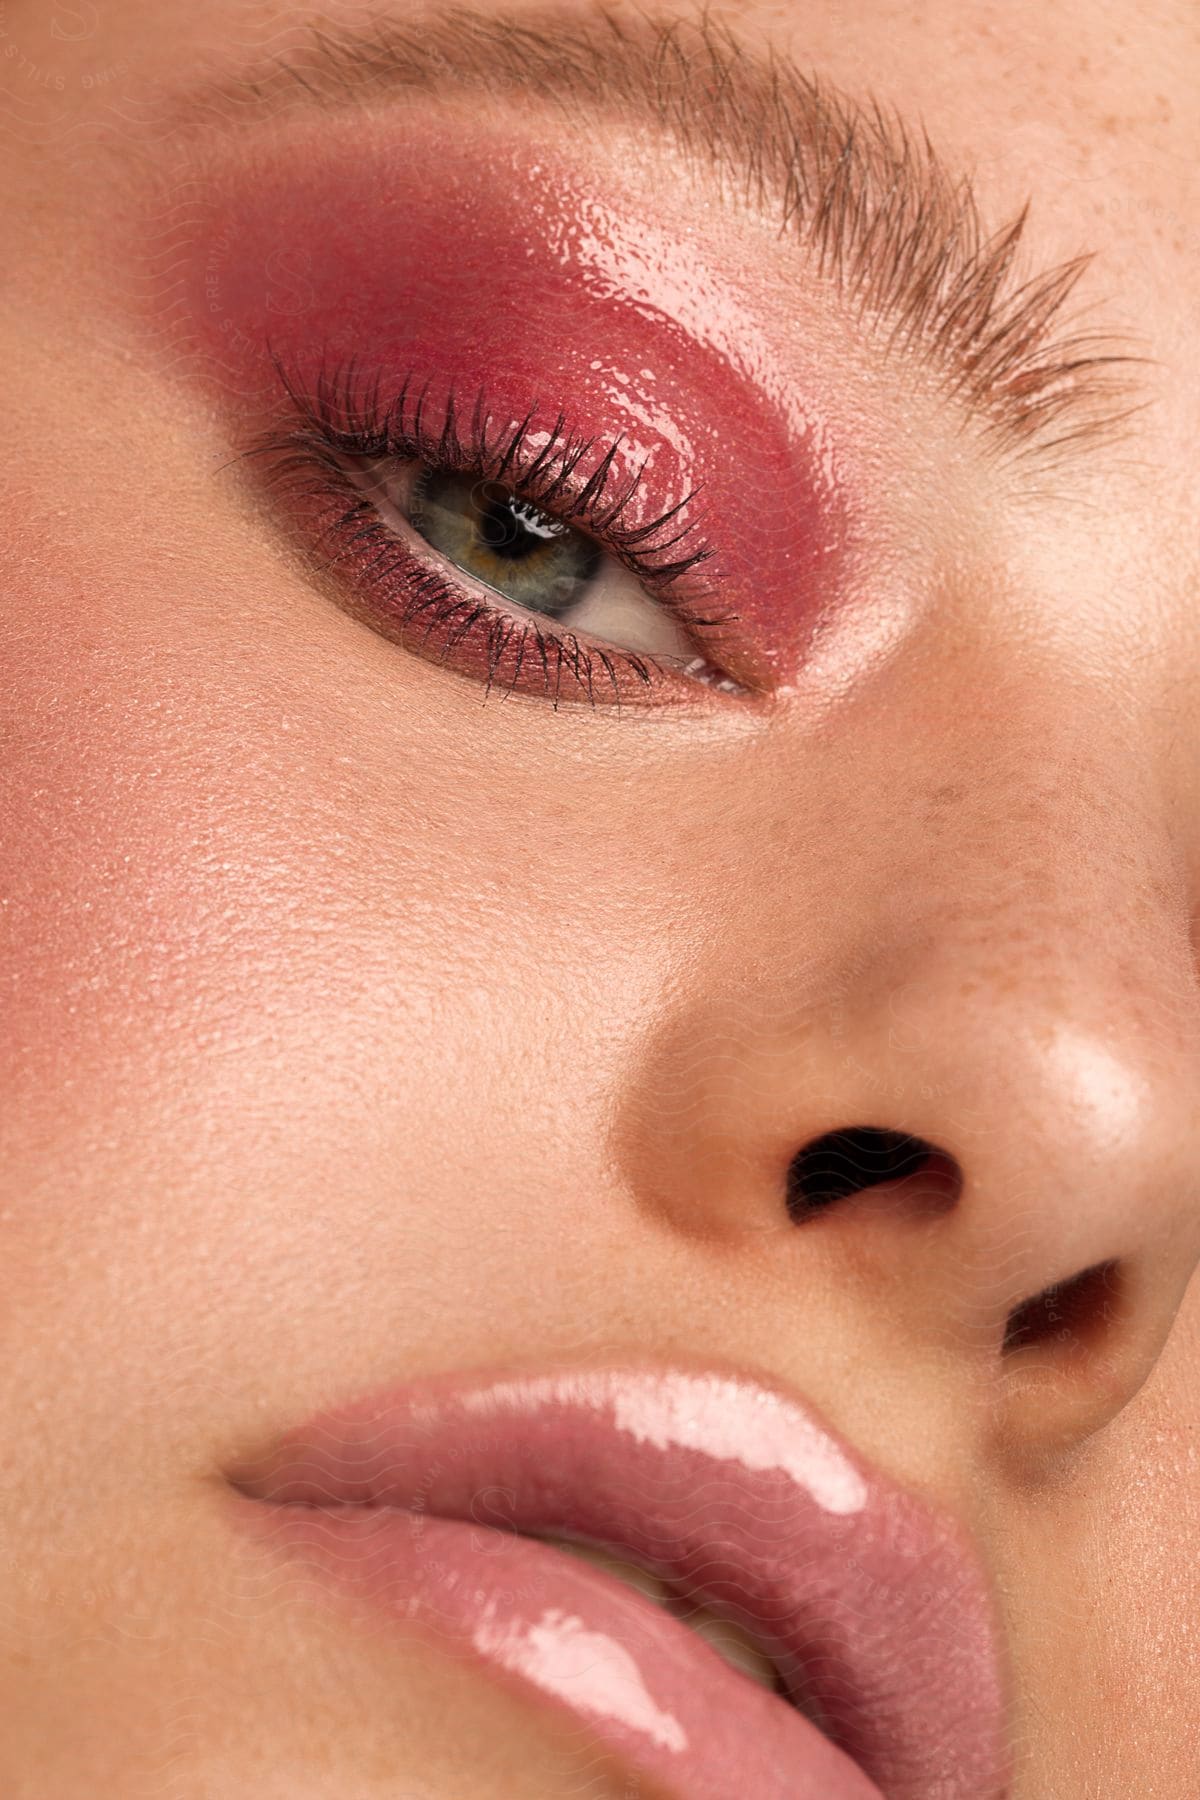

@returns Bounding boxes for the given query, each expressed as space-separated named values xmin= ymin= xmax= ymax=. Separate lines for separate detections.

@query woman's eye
xmin=246 ymin=362 xmax=751 ymax=706
xmin=359 ymin=458 xmax=703 ymax=664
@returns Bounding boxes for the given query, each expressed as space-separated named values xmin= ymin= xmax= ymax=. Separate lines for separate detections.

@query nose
xmin=615 ymin=730 xmax=1200 ymax=1460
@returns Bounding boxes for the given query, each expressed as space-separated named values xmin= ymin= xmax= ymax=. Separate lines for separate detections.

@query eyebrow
xmin=172 ymin=2 xmax=1143 ymax=475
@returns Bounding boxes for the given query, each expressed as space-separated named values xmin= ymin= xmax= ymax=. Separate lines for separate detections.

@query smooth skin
xmin=1 ymin=1 xmax=1198 ymax=1796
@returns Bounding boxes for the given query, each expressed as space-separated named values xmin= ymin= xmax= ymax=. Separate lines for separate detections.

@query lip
xmin=224 ymin=1362 xmax=1012 ymax=1799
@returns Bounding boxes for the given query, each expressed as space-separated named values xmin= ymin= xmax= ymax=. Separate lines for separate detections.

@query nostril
xmin=785 ymin=1126 xmax=945 ymax=1221
xmin=1001 ymin=1259 xmax=1123 ymax=1356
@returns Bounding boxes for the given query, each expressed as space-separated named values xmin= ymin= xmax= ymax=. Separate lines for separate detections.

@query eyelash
xmin=241 ymin=353 xmax=746 ymax=709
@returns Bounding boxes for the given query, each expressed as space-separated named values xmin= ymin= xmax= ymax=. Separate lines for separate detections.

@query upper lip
xmin=226 ymin=1359 xmax=1012 ymax=1800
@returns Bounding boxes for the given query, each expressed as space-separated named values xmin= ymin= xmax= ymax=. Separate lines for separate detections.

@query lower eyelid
xmin=341 ymin=455 xmax=705 ymax=664
xmin=266 ymin=451 xmax=677 ymax=705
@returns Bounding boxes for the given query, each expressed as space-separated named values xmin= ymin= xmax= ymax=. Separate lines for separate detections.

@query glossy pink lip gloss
xmin=223 ymin=1363 xmax=1013 ymax=1800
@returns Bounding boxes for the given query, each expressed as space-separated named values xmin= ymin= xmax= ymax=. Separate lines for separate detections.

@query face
xmin=2 ymin=1 xmax=1198 ymax=1795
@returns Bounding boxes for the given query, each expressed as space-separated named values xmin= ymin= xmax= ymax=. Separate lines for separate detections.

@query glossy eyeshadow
xmin=175 ymin=126 xmax=852 ymax=691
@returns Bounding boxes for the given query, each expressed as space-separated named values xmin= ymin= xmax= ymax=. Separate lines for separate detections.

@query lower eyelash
xmin=370 ymin=530 xmax=654 ymax=708
xmin=237 ymin=352 xmax=747 ymax=710
xmin=276 ymin=466 xmax=659 ymax=708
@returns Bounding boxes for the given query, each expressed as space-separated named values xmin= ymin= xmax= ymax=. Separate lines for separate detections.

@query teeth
xmin=539 ymin=1536 xmax=780 ymax=1695
xmin=674 ymin=1600 xmax=780 ymax=1692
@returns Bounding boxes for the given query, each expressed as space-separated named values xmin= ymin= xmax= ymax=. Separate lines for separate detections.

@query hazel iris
xmin=409 ymin=468 xmax=602 ymax=617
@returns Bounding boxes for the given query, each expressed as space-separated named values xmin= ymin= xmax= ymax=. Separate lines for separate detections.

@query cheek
xmin=0 ymin=489 xmax=676 ymax=1241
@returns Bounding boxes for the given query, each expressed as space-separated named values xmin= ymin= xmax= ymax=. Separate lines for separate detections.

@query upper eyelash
xmin=261 ymin=348 xmax=732 ymax=609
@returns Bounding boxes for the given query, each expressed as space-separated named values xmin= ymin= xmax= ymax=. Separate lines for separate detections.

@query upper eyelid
xmin=167 ymin=3 xmax=1145 ymax=477
xmin=263 ymin=353 xmax=723 ymax=599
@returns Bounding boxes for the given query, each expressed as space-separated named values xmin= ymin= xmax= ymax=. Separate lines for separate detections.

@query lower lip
xmin=225 ymin=1493 xmax=885 ymax=1800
